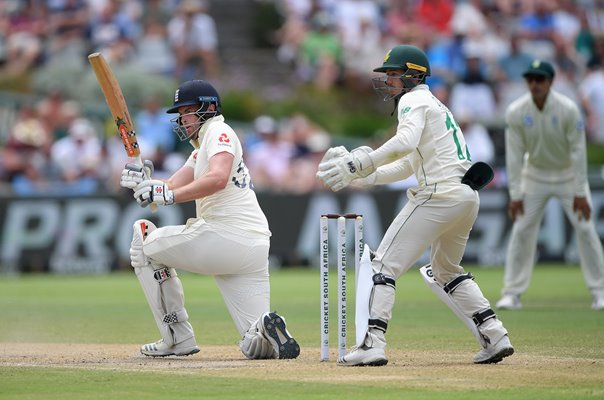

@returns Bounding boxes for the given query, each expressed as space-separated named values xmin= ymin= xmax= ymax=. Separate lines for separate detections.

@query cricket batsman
xmin=120 ymin=80 xmax=300 ymax=359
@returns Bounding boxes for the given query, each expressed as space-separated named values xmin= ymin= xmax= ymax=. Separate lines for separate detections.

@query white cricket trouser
xmin=369 ymin=184 xmax=494 ymax=333
xmin=503 ymin=178 xmax=604 ymax=298
xmin=376 ymin=184 xmax=479 ymax=283
xmin=142 ymin=217 xmax=271 ymax=336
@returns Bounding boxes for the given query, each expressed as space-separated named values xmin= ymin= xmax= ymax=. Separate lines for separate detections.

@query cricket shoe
xmin=262 ymin=312 xmax=300 ymax=359
xmin=140 ymin=337 xmax=200 ymax=357
xmin=496 ymin=294 xmax=522 ymax=310
xmin=592 ymin=295 xmax=604 ymax=311
xmin=337 ymin=345 xmax=388 ymax=366
xmin=473 ymin=334 xmax=514 ymax=364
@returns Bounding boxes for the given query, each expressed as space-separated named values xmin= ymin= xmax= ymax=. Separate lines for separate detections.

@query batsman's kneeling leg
xmin=130 ymin=220 xmax=198 ymax=357
xmin=240 ymin=312 xmax=300 ymax=360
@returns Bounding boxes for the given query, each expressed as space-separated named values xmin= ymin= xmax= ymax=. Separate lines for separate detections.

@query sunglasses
xmin=525 ymin=75 xmax=547 ymax=83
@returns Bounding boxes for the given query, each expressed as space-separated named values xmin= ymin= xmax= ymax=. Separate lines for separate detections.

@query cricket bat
xmin=88 ymin=52 xmax=157 ymax=212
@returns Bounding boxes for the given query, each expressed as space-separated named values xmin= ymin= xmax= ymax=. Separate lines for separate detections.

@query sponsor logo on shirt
xmin=218 ymin=133 xmax=231 ymax=146
xmin=523 ymin=115 xmax=533 ymax=127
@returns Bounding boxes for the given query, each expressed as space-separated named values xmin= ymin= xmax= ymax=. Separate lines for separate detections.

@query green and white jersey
xmin=505 ymin=89 xmax=588 ymax=200
xmin=185 ymin=115 xmax=271 ymax=238
xmin=371 ymin=84 xmax=472 ymax=194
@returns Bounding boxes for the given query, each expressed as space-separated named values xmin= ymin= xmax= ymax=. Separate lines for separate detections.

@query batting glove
xmin=316 ymin=146 xmax=375 ymax=192
xmin=133 ymin=179 xmax=174 ymax=208
xmin=120 ymin=160 xmax=154 ymax=189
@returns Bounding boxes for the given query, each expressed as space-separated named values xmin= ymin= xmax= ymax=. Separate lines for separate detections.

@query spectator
xmin=3 ymin=103 xmax=54 ymax=193
xmin=245 ymin=115 xmax=294 ymax=191
xmin=457 ymin=113 xmax=495 ymax=165
xmin=449 ymin=50 xmax=497 ymax=123
xmin=415 ymin=0 xmax=454 ymax=37
xmin=579 ymin=56 xmax=604 ymax=145
xmin=50 ymin=117 xmax=102 ymax=185
xmin=167 ymin=0 xmax=219 ymax=81
xmin=497 ymin=31 xmax=533 ymax=82
xmin=86 ymin=0 xmax=140 ymax=63
xmin=2 ymin=0 xmax=47 ymax=75
xmin=134 ymin=94 xmax=176 ymax=177
xmin=296 ymin=11 xmax=343 ymax=90
xmin=45 ymin=0 xmax=89 ymax=69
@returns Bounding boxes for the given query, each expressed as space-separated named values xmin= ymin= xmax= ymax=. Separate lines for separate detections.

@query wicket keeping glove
xmin=133 ymin=179 xmax=174 ymax=208
xmin=316 ymin=146 xmax=375 ymax=192
xmin=120 ymin=160 xmax=154 ymax=189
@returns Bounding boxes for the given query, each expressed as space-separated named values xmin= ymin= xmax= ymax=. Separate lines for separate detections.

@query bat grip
xmin=136 ymin=155 xmax=158 ymax=213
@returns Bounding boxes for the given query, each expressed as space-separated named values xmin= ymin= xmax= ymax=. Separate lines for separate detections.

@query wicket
xmin=319 ymin=213 xmax=364 ymax=361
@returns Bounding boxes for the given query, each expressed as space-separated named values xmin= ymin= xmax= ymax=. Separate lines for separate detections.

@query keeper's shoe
xmin=337 ymin=345 xmax=388 ymax=367
xmin=140 ymin=337 xmax=200 ymax=357
xmin=496 ymin=294 xmax=522 ymax=310
xmin=262 ymin=312 xmax=300 ymax=359
xmin=592 ymin=295 xmax=604 ymax=311
xmin=473 ymin=334 xmax=514 ymax=364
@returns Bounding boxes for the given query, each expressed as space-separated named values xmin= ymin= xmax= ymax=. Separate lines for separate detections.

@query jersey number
xmin=445 ymin=112 xmax=471 ymax=161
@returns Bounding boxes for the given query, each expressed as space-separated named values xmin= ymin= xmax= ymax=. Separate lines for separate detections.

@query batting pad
xmin=419 ymin=265 xmax=487 ymax=348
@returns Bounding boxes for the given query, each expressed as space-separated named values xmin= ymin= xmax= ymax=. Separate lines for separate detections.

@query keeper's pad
xmin=419 ymin=265 xmax=487 ymax=347
xmin=355 ymin=245 xmax=373 ymax=347
xmin=461 ymin=161 xmax=494 ymax=191
xmin=131 ymin=220 xmax=195 ymax=347
xmin=239 ymin=317 xmax=278 ymax=359
xmin=356 ymin=249 xmax=395 ymax=349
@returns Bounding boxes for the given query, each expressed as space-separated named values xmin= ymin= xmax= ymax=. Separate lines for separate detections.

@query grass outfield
xmin=0 ymin=265 xmax=603 ymax=399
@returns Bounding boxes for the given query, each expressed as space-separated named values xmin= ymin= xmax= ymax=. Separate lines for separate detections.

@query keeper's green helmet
xmin=372 ymin=45 xmax=431 ymax=102
xmin=373 ymin=45 xmax=431 ymax=75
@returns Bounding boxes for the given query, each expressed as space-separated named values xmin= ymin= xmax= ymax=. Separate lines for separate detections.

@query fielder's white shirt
xmin=186 ymin=115 xmax=271 ymax=237
xmin=505 ymin=89 xmax=588 ymax=200
xmin=371 ymin=84 xmax=472 ymax=197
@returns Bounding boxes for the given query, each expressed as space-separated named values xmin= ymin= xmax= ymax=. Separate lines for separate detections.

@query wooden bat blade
xmin=88 ymin=52 xmax=158 ymax=213
xmin=88 ymin=52 xmax=140 ymax=159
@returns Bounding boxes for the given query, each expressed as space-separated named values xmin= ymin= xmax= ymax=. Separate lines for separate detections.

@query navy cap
xmin=523 ymin=60 xmax=555 ymax=80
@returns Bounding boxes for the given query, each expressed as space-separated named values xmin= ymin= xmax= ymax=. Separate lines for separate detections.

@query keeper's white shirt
xmin=186 ymin=115 xmax=271 ymax=238
xmin=505 ymin=89 xmax=588 ymax=200
xmin=370 ymin=84 xmax=472 ymax=198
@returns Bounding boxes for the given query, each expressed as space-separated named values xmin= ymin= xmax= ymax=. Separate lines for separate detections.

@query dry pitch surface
xmin=1 ymin=343 xmax=603 ymax=392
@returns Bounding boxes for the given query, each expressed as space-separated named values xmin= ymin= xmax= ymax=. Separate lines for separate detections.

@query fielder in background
xmin=119 ymin=80 xmax=300 ymax=359
xmin=497 ymin=60 xmax=604 ymax=311
xmin=317 ymin=45 xmax=514 ymax=366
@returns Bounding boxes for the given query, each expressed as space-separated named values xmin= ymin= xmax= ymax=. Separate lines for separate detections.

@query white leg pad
xmin=355 ymin=245 xmax=374 ymax=347
xmin=130 ymin=219 xmax=195 ymax=347
xmin=420 ymin=265 xmax=508 ymax=348
xmin=419 ymin=265 xmax=487 ymax=347
xmin=239 ymin=317 xmax=277 ymax=359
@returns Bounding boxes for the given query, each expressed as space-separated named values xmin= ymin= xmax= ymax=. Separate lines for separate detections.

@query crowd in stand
xmin=1 ymin=0 xmax=604 ymax=195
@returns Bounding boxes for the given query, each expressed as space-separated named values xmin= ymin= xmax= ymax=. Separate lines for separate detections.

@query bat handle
xmin=136 ymin=155 xmax=158 ymax=213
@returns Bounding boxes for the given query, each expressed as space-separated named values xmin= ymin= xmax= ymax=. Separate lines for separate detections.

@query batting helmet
xmin=166 ymin=80 xmax=222 ymax=115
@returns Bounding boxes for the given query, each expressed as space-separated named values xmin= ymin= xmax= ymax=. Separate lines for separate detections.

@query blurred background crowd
xmin=2 ymin=0 xmax=604 ymax=196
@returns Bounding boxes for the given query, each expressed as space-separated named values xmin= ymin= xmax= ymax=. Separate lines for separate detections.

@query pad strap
xmin=162 ymin=309 xmax=189 ymax=325
xmin=472 ymin=308 xmax=496 ymax=327
xmin=153 ymin=267 xmax=174 ymax=284
xmin=368 ymin=318 xmax=388 ymax=333
xmin=443 ymin=272 xmax=474 ymax=294
xmin=373 ymin=273 xmax=396 ymax=289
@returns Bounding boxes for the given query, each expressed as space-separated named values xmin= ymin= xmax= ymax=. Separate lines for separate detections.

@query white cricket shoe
xmin=262 ymin=312 xmax=300 ymax=359
xmin=140 ymin=337 xmax=200 ymax=357
xmin=496 ymin=294 xmax=522 ymax=310
xmin=592 ymin=295 xmax=604 ymax=311
xmin=473 ymin=334 xmax=514 ymax=364
xmin=337 ymin=345 xmax=388 ymax=366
